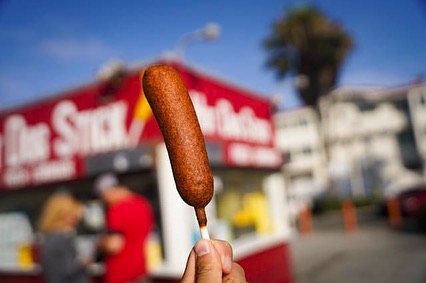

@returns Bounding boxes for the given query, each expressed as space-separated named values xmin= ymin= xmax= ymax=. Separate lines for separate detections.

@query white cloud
xmin=39 ymin=38 xmax=115 ymax=61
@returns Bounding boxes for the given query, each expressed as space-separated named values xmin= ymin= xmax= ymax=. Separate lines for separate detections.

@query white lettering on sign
xmin=2 ymin=159 xmax=75 ymax=188
xmin=32 ymin=159 xmax=75 ymax=184
xmin=53 ymin=100 xmax=129 ymax=157
xmin=0 ymin=99 xmax=132 ymax=189
xmin=228 ymin=143 xmax=251 ymax=165
xmin=52 ymin=101 xmax=77 ymax=157
xmin=4 ymin=115 xmax=50 ymax=167
xmin=190 ymin=90 xmax=272 ymax=145
xmin=228 ymin=143 xmax=282 ymax=167
xmin=191 ymin=94 xmax=216 ymax=136
xmin=4 ymin=167 xmax=31 ymax=188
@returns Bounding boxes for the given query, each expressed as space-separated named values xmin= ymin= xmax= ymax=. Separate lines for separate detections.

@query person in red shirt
xmin=94 ymin=173 xmax=154 ymax=283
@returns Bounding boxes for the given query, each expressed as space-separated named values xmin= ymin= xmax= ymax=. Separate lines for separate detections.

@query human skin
xmin=181 ymin=239 xmax=247 ymax=283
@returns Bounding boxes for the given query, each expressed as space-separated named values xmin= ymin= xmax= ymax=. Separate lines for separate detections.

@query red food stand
xmin=0 ymin=58 xmax=293 ymax=283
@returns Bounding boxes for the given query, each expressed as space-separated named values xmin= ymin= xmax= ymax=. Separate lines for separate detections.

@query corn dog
xmin=142 ymin=65 xmax=213 ymax=229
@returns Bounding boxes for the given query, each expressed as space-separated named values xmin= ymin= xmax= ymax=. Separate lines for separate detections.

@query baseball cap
xmin=94 ymin=173 xmax=119 ymax=196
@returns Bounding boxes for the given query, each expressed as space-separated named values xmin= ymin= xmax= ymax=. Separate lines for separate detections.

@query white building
xmin=408 ymin=85 xmax=426 ymax=174
xmin=274 ymin=83 xmax=426 ymax=208
xmin=274 ymin=107 xmax=328 ymax=217
xmin=320 ymin=84 xmax=425 ymax=197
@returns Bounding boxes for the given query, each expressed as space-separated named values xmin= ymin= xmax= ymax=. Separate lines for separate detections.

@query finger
xmin=181 ymin=249 xmax=196 ymax=283
xmin=194 ymin=239 xmax=222 ymax=282
xmin=211 ymin=239 xmax=233 ymax=274
xmin=222 ymin=262 xmax=247 ymax=283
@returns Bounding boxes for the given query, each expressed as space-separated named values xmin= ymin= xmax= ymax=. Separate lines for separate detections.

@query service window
xmin=211 ymin=168 xmax=276 ymax=241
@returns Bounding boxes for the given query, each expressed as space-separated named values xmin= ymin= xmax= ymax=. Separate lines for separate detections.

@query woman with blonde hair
xmin=37 ymin=191 xmax=90 ymax=283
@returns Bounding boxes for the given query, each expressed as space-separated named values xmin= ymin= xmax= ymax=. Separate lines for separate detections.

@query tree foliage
xmin=264 ymin=5 xmax=354 ymax=107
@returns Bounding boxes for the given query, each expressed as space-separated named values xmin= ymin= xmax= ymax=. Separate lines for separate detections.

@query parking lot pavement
xmin=290 ymin=209 xmax=426 ymax=283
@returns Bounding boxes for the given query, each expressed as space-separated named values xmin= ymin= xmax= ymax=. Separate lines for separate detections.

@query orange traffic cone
xmin=387 ymin=197 xmax=403 ymax=229
xmin=342 ymin=200 xmax=357 ymax=233
xmin=298 ymin=206 xmax=313 ymax=235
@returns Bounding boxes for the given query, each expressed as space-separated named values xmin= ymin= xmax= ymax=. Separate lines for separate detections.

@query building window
xmin=302 ymin=147 xmax=312 ymax=156
xmin=283 ymin=151 xmax=291 ymax=163
xmin=420 ymin=92 xmax=426 ymax=105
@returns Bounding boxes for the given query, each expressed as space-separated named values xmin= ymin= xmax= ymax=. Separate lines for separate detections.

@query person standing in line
xmin=37 ymin=191 xmax=90 ymax=283
xmin=94 ymin=173 xmax=154 ymax=283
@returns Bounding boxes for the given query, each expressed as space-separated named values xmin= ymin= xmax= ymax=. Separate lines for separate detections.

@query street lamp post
xmin=175 ymin=22 xmax=221 ymax=61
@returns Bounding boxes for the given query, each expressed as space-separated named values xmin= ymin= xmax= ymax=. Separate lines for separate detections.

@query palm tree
xmin=264 ymin=5 xmax=354 ymax=107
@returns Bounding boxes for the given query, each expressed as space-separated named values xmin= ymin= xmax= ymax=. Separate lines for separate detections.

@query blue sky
xmin=0 ymin=0 xmax=425 ymax=110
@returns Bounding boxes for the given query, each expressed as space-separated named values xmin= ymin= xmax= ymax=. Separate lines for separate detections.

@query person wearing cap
xmin=94 ymin=173 xmax=154 ymax=283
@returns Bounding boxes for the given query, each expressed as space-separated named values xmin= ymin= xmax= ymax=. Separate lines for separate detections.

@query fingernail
xmin=194 ymin=239 xmax=210 ymax=257
xmin=223 ymin=256 xmax=232 ymax=273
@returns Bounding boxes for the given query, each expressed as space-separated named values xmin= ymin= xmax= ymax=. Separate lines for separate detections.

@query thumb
xmin=194 ymin=239 xmax=222 ymax=282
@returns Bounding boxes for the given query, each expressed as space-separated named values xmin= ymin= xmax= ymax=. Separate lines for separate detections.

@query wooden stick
xmin=200 ymin=225 xmax=210 ymax=240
